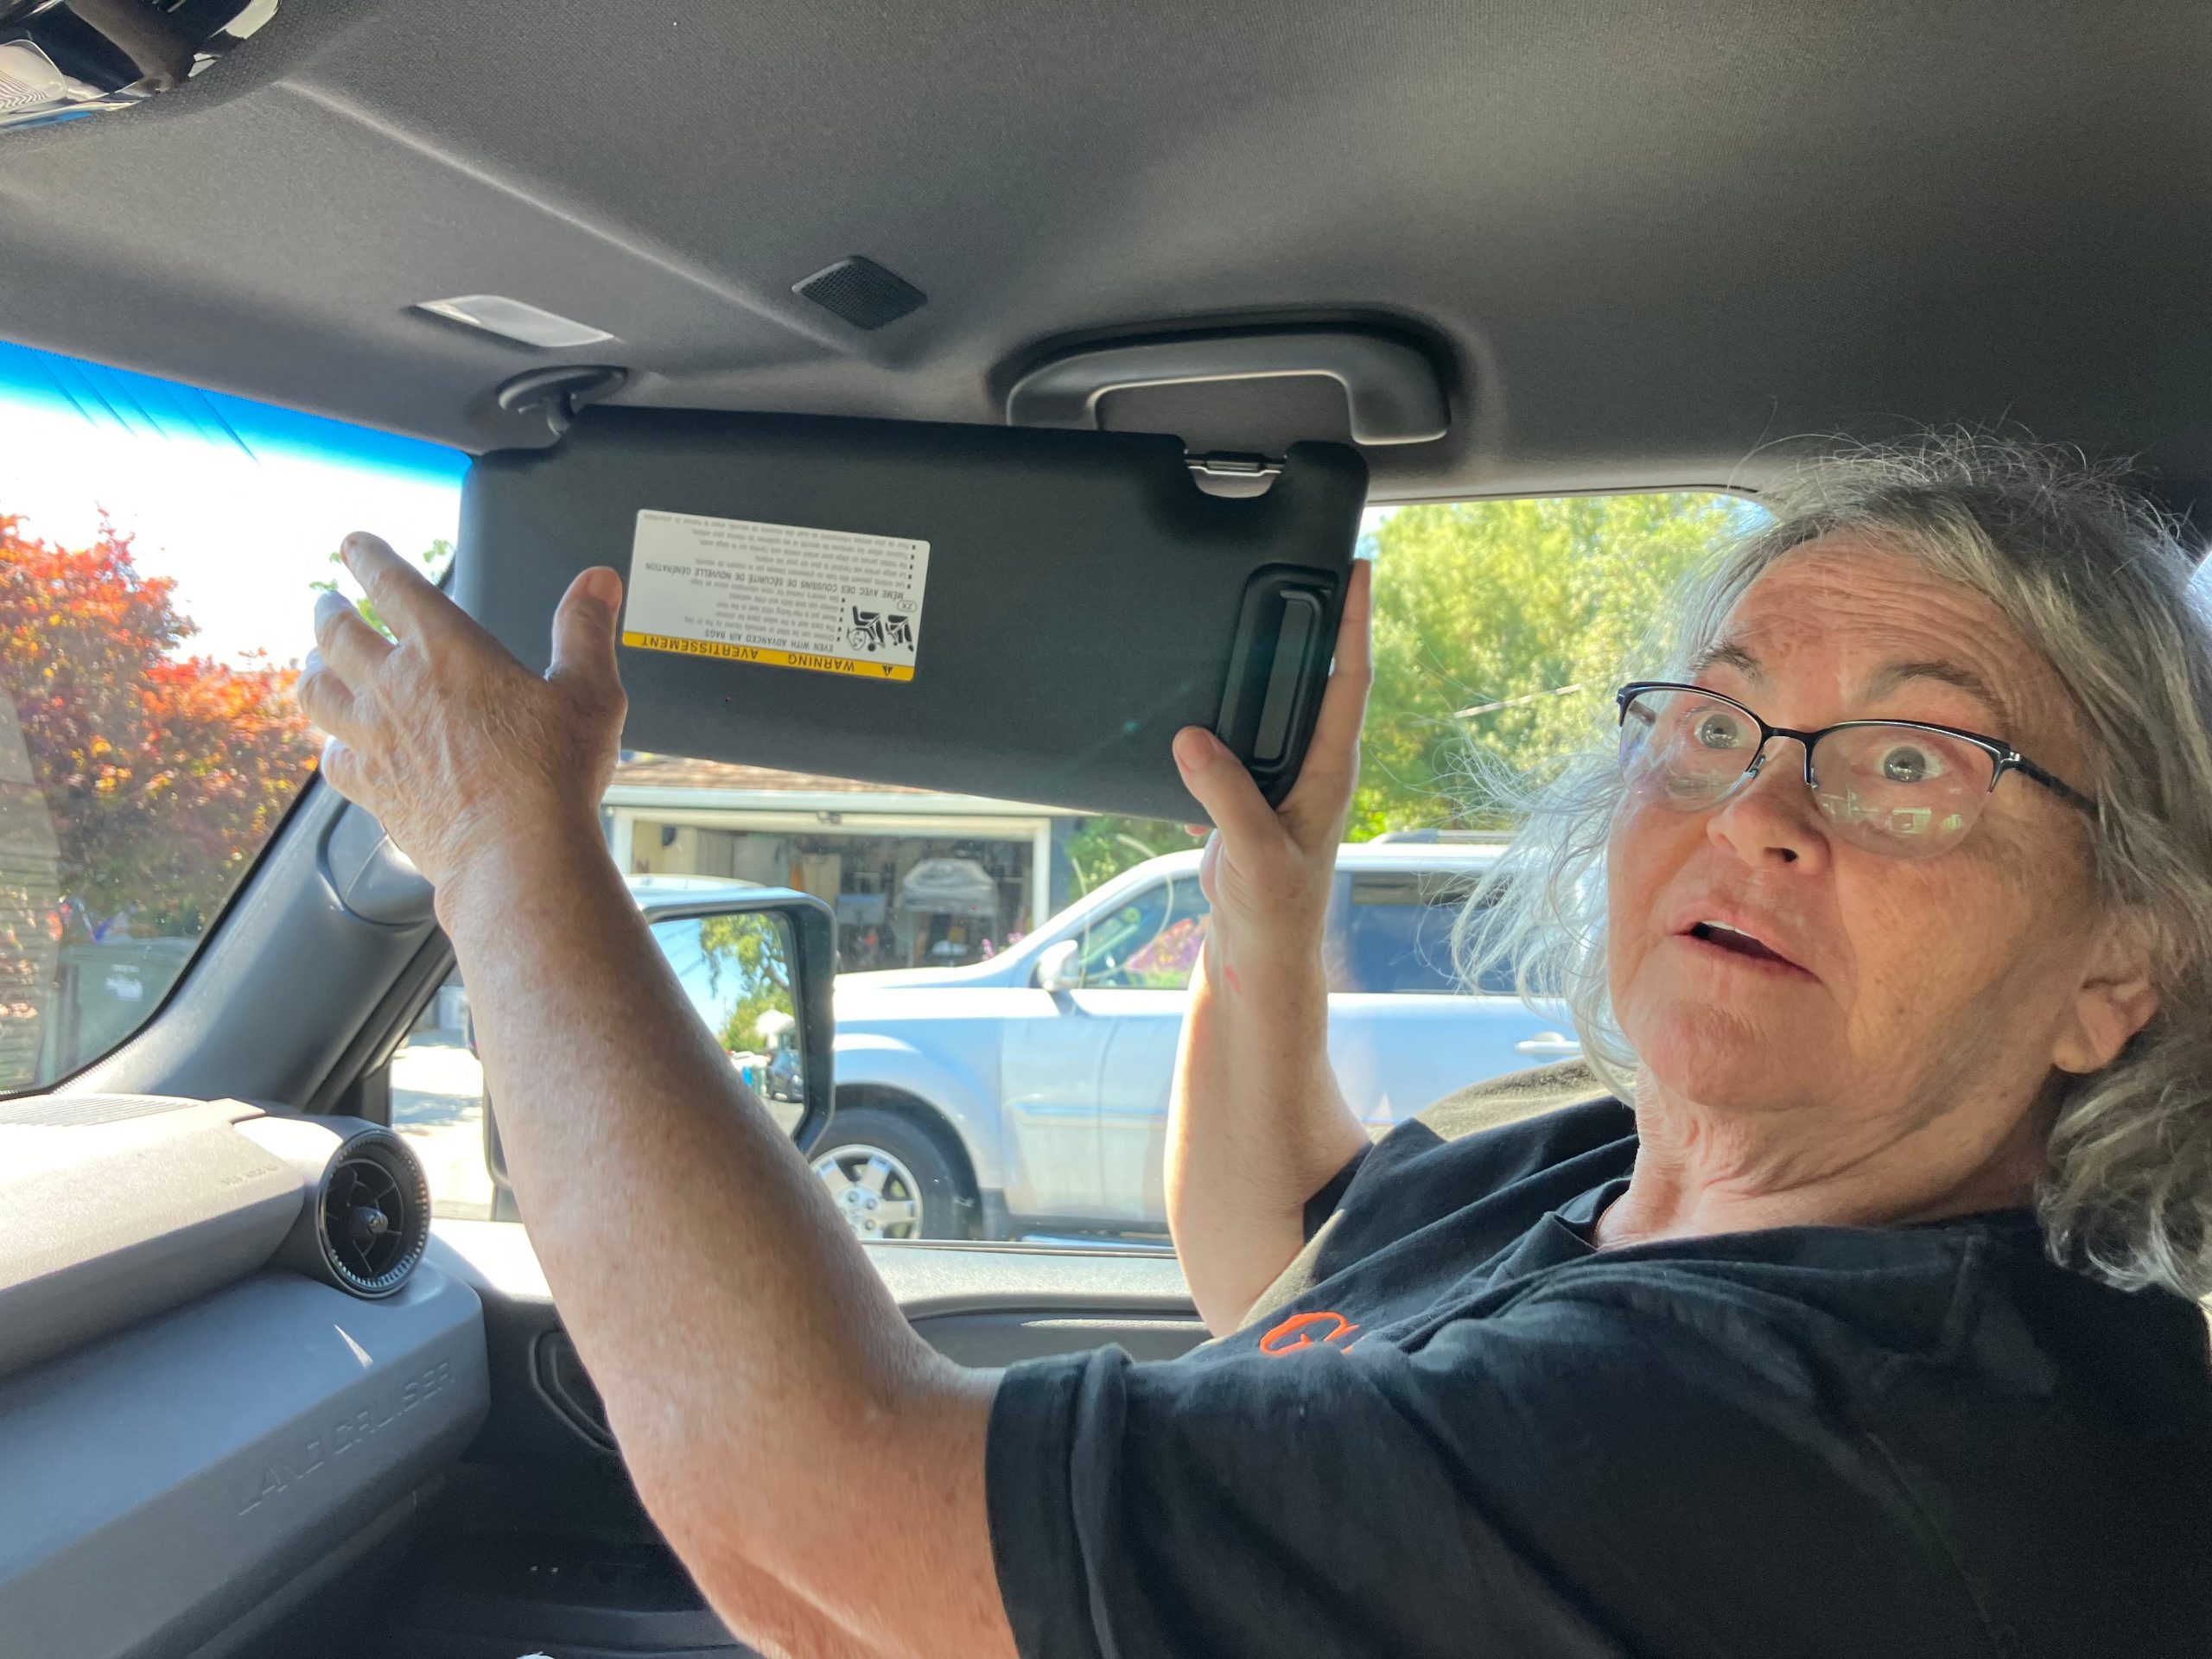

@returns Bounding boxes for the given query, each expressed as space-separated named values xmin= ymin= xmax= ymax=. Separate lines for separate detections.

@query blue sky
xmin=0 ymin=340 xmax=466 ymax=664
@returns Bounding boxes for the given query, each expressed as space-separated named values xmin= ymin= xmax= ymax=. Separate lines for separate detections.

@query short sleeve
xmin=983 ymin=1338 xmax=1634 ymax=1659
xmin=982 ymin=1283 xmax=2002 ymax=1659
xmin=1300 ymin=1143 xmax=1370 ymax=1240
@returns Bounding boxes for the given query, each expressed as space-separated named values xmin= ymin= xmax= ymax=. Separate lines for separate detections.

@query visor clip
xmin=494 ymin=365 xmax=629 ymax=441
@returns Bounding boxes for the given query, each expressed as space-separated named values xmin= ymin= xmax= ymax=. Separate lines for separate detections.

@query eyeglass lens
xmin=1618 ymin=686 xmax=1991 ymax=855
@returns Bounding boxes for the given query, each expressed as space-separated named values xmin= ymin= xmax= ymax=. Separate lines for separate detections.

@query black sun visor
xmin=453 ymin=406 xmax=1367 ymax=822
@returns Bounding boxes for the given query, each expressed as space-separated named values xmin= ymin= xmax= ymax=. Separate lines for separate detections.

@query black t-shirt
xmin=985 ymin=1065 xmax=2212 ymax=1657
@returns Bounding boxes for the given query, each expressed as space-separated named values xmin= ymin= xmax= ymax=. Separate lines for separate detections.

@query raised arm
xmin=1166 ymin=561 xmax=1375 ymax=1335
xmin=301 ymin=536 xmax=1014 ymax=1659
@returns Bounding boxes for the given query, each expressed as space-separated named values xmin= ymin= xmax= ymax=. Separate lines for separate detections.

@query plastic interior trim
xmin=1006 ymin=330 xmax=1450 ymax=447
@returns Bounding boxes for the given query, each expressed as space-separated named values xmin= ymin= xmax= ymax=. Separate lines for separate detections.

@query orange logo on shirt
xmin=1258 ymin=1310 xmax=1361 ymax=1356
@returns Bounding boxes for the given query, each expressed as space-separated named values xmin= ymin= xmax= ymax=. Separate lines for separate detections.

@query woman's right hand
xmin=1166 ymin=562 xmax=1376 ymax=1332
xmin=1172 ymin=558 xmax=1375 ymax=988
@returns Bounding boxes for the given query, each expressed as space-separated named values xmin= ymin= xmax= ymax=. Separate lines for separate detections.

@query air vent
xmin=793 ymin=257 xmax=927 ymax=331
xmin=317 ymin=1128 xmax=429 ymax=1298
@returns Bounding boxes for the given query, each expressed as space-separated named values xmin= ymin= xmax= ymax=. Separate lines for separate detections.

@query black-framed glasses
xmin=1615 ymin=681 xmax=2096 ymax=859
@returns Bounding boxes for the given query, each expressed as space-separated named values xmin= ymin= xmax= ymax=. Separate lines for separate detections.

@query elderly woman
xmin=305 ymin=436 xmax=2212 ymax=1658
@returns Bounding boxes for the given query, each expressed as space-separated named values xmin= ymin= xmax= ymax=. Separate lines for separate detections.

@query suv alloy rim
xmin=811 ymin=1144 xmax=924 ymax=1240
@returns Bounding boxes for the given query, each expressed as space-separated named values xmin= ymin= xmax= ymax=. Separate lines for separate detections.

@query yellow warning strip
xmin=621 ymin=631 xmax=914 ymax=682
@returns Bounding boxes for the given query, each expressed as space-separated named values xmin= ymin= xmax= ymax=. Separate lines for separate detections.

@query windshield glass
xmin=0 ymin=340 xmax=463 ymax=1091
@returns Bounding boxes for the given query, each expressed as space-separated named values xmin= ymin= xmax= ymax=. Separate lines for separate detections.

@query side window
xmin=1077 ymin=874 xmax=1211 ymax=989
xmin=0 ymin=338 xmax=462 ymax=1094
xmin=1328 ymin=872 xmax=1515 ymax=995
xmin=389 ymin=975 xmax=491 ymax=1220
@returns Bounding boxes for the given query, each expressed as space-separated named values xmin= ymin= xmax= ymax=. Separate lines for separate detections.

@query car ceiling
xmin=1 ymin=1 xmax=2208 ymax=505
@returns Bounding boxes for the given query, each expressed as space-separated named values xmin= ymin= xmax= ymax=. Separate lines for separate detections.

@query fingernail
xmin=1173 ymin=728 xmax=1217 ymax=772
xmin=314 ymin=589 xmax=353 ymax=624
xmin=583 ymin=567 xmax=622 ymax=610
xmin=303 ymin=647 xmax=325 ymax=677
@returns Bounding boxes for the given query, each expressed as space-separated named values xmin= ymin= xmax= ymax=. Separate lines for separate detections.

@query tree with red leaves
xmin=0 ymin=512 xmax=318 ymax=932
xmin=0 ymin=513 xmax=318 ymax=1084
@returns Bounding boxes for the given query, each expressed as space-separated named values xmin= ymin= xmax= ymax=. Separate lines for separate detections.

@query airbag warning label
xmin=622 ymin=509 xmax=929 ymax=682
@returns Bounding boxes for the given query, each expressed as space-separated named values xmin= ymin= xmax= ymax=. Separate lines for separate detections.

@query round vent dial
xmin=318 ymin=1129 xmax=429 ymax=1298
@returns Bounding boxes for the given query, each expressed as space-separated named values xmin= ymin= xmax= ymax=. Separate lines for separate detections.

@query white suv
xmin=823 ymin=841 xmax=1580 ymax=1243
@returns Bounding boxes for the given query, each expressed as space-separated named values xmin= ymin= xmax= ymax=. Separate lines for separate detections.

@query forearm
xmin=436 ymin=822 xmax=998 ymax=1640
xmin=303 ymin=542 xmax=1015 ymax=1656
xmin=1165 ymin=935 xmax=1367 ymax=1334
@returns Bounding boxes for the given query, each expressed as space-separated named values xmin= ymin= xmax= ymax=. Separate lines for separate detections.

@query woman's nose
xmin=1705 ymin=738 xmax=1831 ymax=869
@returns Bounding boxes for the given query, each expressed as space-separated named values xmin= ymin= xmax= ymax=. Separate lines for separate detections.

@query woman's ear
xmin=2051 ymin=907 xmax=2164 ymax=1076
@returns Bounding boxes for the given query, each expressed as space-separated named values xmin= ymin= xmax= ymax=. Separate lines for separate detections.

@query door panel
xmin=999 ymin=988 xmax=1116 ymax=1217
xmin=1092 ymin=988 xmax=1192 ymax=1224
xmin=1324 ymin=993 xmax=1570 ymax=1128
xmin=1071 ymin=874 xmax=1211 ymax=1226
xmin=1091 ymin=989 xmax=1572 ymax=1229
xmin=383 ymin=1225 xmax=1204 ymax=1656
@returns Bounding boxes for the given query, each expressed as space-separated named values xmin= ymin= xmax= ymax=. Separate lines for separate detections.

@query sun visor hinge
xmin=494 ymin=365 xmax=629 ymax=441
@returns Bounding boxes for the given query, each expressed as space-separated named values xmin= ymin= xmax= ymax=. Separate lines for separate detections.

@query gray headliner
xmin=2 ymin=2 xmax=2207 ymax=500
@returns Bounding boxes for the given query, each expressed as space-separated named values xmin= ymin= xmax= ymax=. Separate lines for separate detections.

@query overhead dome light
xmin=415 ymin=295 xmax=617 ymax=350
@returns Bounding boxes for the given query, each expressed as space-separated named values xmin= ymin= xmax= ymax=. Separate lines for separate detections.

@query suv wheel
xmin=810 ymin=1105 xmax=966 ymax=1241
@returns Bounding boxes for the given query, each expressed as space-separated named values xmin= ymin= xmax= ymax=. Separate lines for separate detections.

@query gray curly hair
xmin=1459 ymin=434 xmax=2212 ymax=1301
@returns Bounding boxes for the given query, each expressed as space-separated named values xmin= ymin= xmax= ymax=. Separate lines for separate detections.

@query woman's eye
xmin=1878 ymin=745 xmax=1941 ymax=785
xmin=1692 ymin=711 xmax=1746 ymax=749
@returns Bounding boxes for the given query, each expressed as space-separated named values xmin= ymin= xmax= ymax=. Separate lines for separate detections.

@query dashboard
xmin=0 ymin=1092 xmax=1199 ymax=1657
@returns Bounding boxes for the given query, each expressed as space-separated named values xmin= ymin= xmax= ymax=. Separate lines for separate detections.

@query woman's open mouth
xmin=1679 ymin=920 xmax=1813 ymax=977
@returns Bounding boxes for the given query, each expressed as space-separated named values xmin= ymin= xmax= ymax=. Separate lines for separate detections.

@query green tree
xmin=310 ymin=537 xmax=452 ymax=634
xmin=1061 ymin=814 xmax=1194 ymax=899
xmin=1351 ymin=494 xmax=1744 ymax=835
xmin=1053 ymin=493 xmax=1741 ymax=887
xmin=696 ymin=912 xmax=795 ymax=1053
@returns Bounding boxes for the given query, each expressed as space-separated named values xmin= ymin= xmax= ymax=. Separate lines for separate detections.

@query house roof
xmin=606 ymin=753 xmax=1076 ymax=817
xmin=611 ymin=754 xmax=937 ymax=797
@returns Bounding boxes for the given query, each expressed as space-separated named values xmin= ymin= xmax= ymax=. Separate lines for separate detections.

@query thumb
xmin=1173 ymin=727 xmax=1285 ymax=852
xmin=549 ymin=566 xmax=625 ymax=702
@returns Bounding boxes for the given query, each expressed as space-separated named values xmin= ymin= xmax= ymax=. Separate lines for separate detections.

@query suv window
xmin=0 ymin=340 xmax=462 ymax=1091
xmin=1076 ymin=873 xmax=1210 ymax=988
xmin=1329 ymin=871 xmax=1515 ymax=995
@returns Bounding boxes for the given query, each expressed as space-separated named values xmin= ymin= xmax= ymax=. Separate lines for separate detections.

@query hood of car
xmin=835 ymin=960 xmax=1025 ymax=1001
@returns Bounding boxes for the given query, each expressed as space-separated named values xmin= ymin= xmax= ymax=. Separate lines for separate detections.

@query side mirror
xmin=482 ymin=887 xmax=838 ymax=1211
xmin=1033 ymin=938 xmax=1083 ymax=994
xmin=639 ymin=892 xmax=837 ymax=1154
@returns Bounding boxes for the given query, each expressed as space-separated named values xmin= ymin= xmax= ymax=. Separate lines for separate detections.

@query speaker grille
xmin=793 ymin=257 xmax=926 ymax=330
xmin=0 ymin=1094 xmax=194 ymax=1127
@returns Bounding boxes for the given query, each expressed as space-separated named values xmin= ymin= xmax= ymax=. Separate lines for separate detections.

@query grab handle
xmin=1007 ymin=331 xmax=1448 ymax=447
